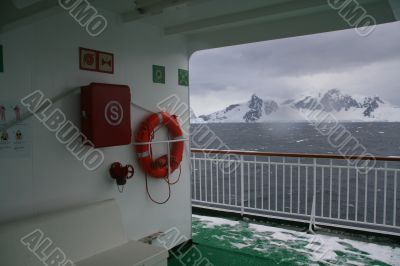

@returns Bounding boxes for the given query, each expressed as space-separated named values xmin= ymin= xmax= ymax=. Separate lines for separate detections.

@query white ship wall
xmin=0 ymin=9 xmax=191 ymax=245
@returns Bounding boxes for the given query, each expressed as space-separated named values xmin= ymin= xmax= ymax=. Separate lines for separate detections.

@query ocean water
xmin=190 ymin=123 xmax=400 ymax=233
xmin=190 ymin=122 xmax=400 ymax=156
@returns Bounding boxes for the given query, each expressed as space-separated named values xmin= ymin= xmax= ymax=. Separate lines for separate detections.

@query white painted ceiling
xmin=0 ymin=0 xmax=398 ymax=52
xmin=0 ymin=0 xmax=296 ymax=29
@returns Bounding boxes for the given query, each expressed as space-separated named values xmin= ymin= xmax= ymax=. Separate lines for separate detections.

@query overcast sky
xmin=189 ymin=21 xmax=400 ymax=116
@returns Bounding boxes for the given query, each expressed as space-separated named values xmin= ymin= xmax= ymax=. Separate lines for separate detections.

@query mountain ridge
xmin=191 ymin=89 xmax=400 ymax=123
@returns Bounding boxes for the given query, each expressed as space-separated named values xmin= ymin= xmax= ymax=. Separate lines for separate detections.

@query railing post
xmin=193 ymin=152 xmax=196 ymax=201
xmin=308 ymin=158 xmax=317 ymax=234
xmin=240 ymin=155 xmax=244 ymax=216
xmin=313 ymin=158 xmax=316 ymax=209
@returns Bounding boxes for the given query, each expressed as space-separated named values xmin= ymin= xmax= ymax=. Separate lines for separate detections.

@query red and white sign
xmin=79 ymin=47 xmax=114 ymax=74
xmin=79 ymin=48 xmax=97 ymax=71
xmin=98 ymin=52 xmax=114 ymax=73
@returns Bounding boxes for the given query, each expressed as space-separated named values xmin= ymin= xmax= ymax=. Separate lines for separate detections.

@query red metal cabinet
xmin=81 ymin=83 xmax=131 ymax=148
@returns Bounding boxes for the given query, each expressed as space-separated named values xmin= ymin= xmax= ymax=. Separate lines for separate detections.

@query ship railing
xmin=191 ymin=149 xmax=400 ymax=236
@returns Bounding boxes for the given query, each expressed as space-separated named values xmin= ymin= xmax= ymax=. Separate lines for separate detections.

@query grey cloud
xmin=190 ymin=21 xmax=400 ymax=115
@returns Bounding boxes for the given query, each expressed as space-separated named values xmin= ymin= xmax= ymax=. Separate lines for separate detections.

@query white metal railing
xmin=191 ymin=149 xmax=400 ymax=236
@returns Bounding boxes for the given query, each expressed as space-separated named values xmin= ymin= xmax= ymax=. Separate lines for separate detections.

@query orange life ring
xmin=135 ymin=112 xmax=184 ymax=179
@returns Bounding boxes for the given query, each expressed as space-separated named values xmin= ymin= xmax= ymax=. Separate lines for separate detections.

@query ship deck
xmin=169 ymin=214 xmax=400 ymax=266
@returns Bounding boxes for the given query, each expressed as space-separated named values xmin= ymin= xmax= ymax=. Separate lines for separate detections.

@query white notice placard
xmin=0 ymin=100 xmax=31 ymax=158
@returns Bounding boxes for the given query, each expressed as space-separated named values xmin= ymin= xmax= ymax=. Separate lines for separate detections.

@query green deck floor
xmin=168 ymin=215 xmax=400 ymax=266
xmin=168 ymin=243 xmax=277 ymax=266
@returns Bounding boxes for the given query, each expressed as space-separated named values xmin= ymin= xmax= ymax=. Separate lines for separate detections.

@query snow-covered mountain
xmin=193 ymin=89 xmax=400 ymax=123
xmin=190 ymin=108 xmax=205 ymax=124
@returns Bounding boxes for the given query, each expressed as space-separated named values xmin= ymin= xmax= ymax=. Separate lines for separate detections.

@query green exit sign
xmin=178 ymin=69 xmax=189 ymax=86
xmin=0 ymin=45 xmax=3 ymax=73
xmin=152 ymin=65 xmax=165 ymax=84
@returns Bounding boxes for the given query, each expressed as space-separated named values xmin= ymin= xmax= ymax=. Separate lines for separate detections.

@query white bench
xmin=0 ymin=199 xmax=168 ymax=266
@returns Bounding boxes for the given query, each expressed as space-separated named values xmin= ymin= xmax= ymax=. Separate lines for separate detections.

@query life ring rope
xmin=145 ymin=165 xmax=181 ymax=205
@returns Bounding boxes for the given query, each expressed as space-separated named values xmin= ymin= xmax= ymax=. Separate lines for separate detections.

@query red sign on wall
xmin=79 ymin=47 xmax=114 ymax=74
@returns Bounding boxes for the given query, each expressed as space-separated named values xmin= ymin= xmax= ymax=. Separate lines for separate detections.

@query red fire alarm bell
xmin=81 ymin=83 xmax=131 ymax=148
